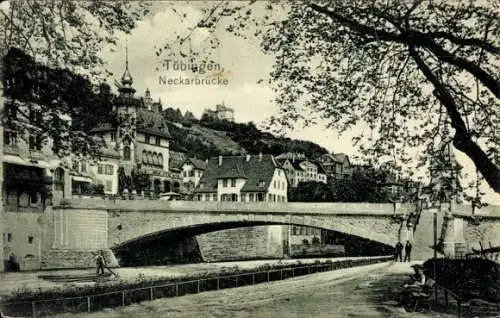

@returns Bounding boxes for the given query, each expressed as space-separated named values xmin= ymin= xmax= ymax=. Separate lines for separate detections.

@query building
xmin=317 ymin=152 xmax=352 ymax=180
xmin=202 ymin=102 xmax=235 ymax=122
xmin=70 ymin=148 xmax=121 ymax=196
xmin=90 ymin=51 xmax=182 ymax=195
xmin=275 ymin=152 xmax=327 ymax=187
xmin=192 ymin=154 xmax=288 ymax=202
xmin=181 ymin=157 xmax=207 ymax=195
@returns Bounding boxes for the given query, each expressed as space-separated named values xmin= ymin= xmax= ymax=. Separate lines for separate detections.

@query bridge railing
xmin=56 ymin=198 xmax=412 ymax=215
xmin=1 ymin=256 xmax=392 ymax=317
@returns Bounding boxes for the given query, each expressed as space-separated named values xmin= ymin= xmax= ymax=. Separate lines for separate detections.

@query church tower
xmin=115 ymin=44 xmax=137 ymax=174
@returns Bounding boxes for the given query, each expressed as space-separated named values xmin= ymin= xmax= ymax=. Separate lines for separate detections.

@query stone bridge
xmin=61 ymin=199 xmax=414 ymax=248
xmin=38 ymin=199 xmax=500 ymax=268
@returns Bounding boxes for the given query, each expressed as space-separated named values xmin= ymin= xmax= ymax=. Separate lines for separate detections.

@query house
xmin=181 ymin=157 xmax=207 ymax=194
xmin=90 ymin=51 xmax=182 ymax=195
xmin=275 ymin=152 xmax=327 ymax=187
xmin=192 ymin=154 xmax=288 ymax=202
xmin=317 ymin=152 xmax=352 ymax=180
xmin=70 ymin=148 xmax=121 ymax=196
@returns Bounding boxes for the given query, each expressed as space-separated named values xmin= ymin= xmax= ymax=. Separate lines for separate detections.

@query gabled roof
xmin=183 ymin=157 xmax=208 ymax=170
xmin=319 ymin=153 xmax=350 ymax=164
xmin=136 ymin=109 xmax=170 ymax=139
xmin=169 ymin=151 xmax=187 ymax=171
xmin=194 ymin=154 xmax=279 ymax=193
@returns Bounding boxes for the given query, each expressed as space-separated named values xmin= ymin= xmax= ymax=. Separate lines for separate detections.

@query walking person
xmin=404 ymin=241 xmax=412 ymax=262
xmin=395 ymin=241 xmax=403 ymax=262
xmin=95 ymin=250 xmax=106 ymax=275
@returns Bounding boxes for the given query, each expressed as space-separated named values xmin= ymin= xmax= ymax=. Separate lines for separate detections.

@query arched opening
xmin=158 ymin=154 xmax=164 ymax=168
xmin=142 ymin=150 xmax=147 ymax=163
xmin=173 ymin=181 xmax=180 ymax=193
xmin=164 ymin=180 xmax=171 ymax=193
xmin=154 ymin=179 xmax=161 ymax=194
xmin=123 ymin=146 xmax=131 ymax=161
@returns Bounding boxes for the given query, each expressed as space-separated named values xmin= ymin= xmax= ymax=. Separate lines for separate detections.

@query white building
xmin=193 ymin=154 xmax=288 ymax=202
xmin=275 ymin=153 xmax=327 ymax=187
xmin=181 ymin=157 xmax=207 ymax=194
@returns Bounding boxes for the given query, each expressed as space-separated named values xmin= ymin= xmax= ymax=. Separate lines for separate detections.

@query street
xmin=55 ymin=262 xmax=454 ymax=318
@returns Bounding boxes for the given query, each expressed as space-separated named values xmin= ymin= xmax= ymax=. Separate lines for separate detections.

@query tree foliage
xmin=156 ymin=0 xmax=500 ymax=194
xmin=0 ymin=0 xmax=150 ymax=157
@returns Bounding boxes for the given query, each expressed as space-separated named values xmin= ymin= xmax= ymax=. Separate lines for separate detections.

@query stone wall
xmin=463 ymin=217 xmax=500 ymax=251
xmin=196 ymin=225 xmax=284 ymax=262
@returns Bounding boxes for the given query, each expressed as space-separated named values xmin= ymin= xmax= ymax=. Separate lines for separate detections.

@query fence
xmin=431 ymin=283 xmax=500 ymax=318
xmin=1 ymin=257 xmax=391 ymax=317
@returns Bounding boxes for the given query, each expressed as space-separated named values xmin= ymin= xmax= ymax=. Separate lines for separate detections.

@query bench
xmin=401 ymin=278 xmax=436 ymax=312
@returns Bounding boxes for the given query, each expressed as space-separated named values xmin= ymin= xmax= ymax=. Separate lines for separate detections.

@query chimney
xmin=218 ymin=155 xmax=222 ymax=166
xmin=246 ymin=154 xmax=251 ymax=162
xmin=259 ymin=152 xmax=263 ymax=162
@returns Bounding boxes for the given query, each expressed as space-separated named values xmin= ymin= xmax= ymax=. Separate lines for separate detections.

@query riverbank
xmin=1 ymin=256 xmax=391 ymax=317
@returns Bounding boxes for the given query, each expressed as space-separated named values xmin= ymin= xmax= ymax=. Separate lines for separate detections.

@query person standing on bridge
xmin=394 ymin=241 xmax=403 ymax=262
xmin=404 ymin=241 xmax=413 ymax=262
xmin=95 ymin=250 xmax=106 ymax=276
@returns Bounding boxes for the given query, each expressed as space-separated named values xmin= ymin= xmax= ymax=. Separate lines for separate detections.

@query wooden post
xmin=87 ymin=296 xmax=91 ymax=312
xmin=121 ymin=291 xmax=125 ymax=306
xmin=175 ymin=283 xmax=179 ymax=296
xmin=280 ymin=269 xmax=283 ymax=280
xmin=252 ymin=273 xmax=255 ymax=285
xmin=235 ymin=276 xmax=238 ymax=287
xmin=197 ymin=280 xmax=200 ymax=293
xmin=267 ymin=271 xmax=270 ymax=282
xmin=216 ymin=278 xmax=219 ymax=290
xmin=292 ymin=268 xmax=295 ymax=277
xmin=150 ymin=287 xmax=154 ymax=300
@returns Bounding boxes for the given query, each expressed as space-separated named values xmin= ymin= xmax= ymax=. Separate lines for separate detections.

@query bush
xmin=423 ymin=258 xmax=500 ymax=303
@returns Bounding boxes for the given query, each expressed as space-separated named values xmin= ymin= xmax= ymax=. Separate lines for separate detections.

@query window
xmin=105 ymin=164 xmax=113 ymax=175
xmin=197 ymin=194 xmax=202 ymax=201
xmin=30 ymin=191 xmax=38 ymax=205
xmin=28 ymin=236 xmax=34 ymax=244
xmin=7 ymin=233 xmax=12 ymax=242
xmin=212 ymin=194 xmax=217 ymax=201
xmin=29 ymin=134 xmax=42 ymax=150
xmin=81 ymin=162 xmax=87 ymax=173
xmin=97 ymin=164 xmax=103 ymax=174
xmin=145 ymin=134 xmax=151 ymax=144
xmin=123 ymin=146 xmax=131 ymax=160
xmin=105 ymin=180 xmax=112 ymax=192
xmin=111 ymin=131 xmax=117 ymax=142
xmin=249 ymin=193 xmax=254 ymax=202
xmin=268 ymin=193 xmax=272 ymax=201
xmin=230 ymin=178 xmax=236 ymax=187
xmin=258 ymin=181 xmax=265 ymax=187
xmin=4 ymin=131 xmax=17 ymax=146
xmin=273 ymin=181 xmax=277 ymax=188
xmin=241 ymin=193 xmax=246 ymax=202
xmin=72 ymin=160 xmax=79 ymax=171
xmin=223 ymin=179 xmax=228 ymax=187
xmin=155 ymin=136 xmax=161 ymax=145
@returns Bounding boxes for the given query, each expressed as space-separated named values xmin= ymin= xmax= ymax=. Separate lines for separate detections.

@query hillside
xmin=163 ymin=108 xmax=329 ymax=159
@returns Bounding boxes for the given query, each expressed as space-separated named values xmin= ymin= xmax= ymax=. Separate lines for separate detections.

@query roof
xmin=136 ymin=108 xmax=171 ymax=139
xmin=193 ymin=154 xmax=280 ymax=193
xmin=99 ymin=147 xmax=120 ymax=159
xmin=319 ymin=153 xmax=350 ymax=164
xmin=275 ymin=152 xmax=307 ymax=160
xmin=183 ymin=157 xmax=208 ymax=170
xmin=169 ymin=151 xmax=187 ymax=171
xmin=90 ymin=108 xmax=171 ymax=139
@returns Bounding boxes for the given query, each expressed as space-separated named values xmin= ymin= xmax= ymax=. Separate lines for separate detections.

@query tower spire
xmin=125 ymin=39 xmax=129 ymax=70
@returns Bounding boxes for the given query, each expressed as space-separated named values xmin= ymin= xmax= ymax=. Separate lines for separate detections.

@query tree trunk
xmin=452 ymin=131 xmax=500 ymax=194
xmin=1 ymin=55 xmax=5 ymax=272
